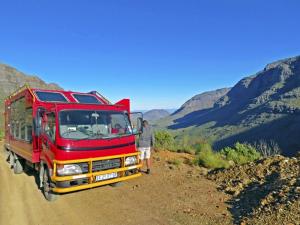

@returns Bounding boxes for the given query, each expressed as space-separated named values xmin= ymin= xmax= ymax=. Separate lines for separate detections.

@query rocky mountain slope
xmin=209 ymin=154 xmax=300 ymax=225
xmin=174 ymin=88 xmax=231 ymax=117
xmin=164 ymin=56 xmax=300 ymax=156
xmin=155 ymin=88 xmax=230 ymax=128
xmin=0 ymin=63 xmax=62 ymax=130
xmin=144 ymin=109 xmax=170 ymax=122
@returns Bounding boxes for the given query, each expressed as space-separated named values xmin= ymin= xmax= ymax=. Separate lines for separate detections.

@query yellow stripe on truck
xmin=52 ymin=164 xmax=142 ymax=182
xmin=53 ymin=173 xmax=141 ymax=193
xmin=51 ymin=152 xmax=141 ymax=194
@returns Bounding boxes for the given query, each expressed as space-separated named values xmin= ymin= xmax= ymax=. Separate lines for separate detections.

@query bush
xmin=167 ymin=159 xmax=182 ymax=167
xmin=221 ymin=142 xmax=261 ymax=165
xmin=175 ymin=134 xmax=195 ymax=154
xmin=176 ymin=146 xmax=194 ymax=154
xmin=253 ymin=139 xmax=281 ymax=157
xmin=154 ymin=130 xmax=197 ymax=154
xmin=194 ymin=141 xmax=213 ymax=155
xmin=175 ymin=137 xmax=213 ymax=155
xmin=154 ymin=130 xmax=175 ymax=151
xmin=176 ymin=137 xmax=194 ymax=154
xmin=196 ymin=148 xmax=230 ymax=169
xmin=194 ymin=142 xmax=261 ymax=169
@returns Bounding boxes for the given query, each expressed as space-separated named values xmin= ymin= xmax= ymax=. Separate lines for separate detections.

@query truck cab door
xmin=40 ymin=112 xmax=57 ymax=159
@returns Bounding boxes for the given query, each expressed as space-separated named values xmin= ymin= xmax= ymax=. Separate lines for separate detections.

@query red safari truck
xmin=4 ymin=86 xmax=143 ymax=201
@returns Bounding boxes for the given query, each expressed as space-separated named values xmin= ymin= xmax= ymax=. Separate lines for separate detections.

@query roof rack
xmin=7 ymin=84 xmax=35 ymax=101
xmin=88 ymin=91 xmax=112 ymax=105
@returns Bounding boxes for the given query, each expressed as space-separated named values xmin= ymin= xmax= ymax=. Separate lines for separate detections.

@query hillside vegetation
xmin=154 ymin=130 xmax=264 ymax=169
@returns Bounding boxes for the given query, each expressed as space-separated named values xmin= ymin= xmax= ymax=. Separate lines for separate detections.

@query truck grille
xmin=77 ymin=159 xmax=121 ymax=173
xmin=92 ymin=159 xmax=121 ymax=172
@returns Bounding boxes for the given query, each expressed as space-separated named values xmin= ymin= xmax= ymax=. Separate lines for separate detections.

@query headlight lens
xmin=57 ymin=164 xmax=83 ymax=176
xmin=125 ymin=156 xmax=137 ymax=166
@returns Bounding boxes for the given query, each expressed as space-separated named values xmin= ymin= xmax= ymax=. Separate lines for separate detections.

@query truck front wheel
xmin=43 ymin=168 xmax=58 ymax=201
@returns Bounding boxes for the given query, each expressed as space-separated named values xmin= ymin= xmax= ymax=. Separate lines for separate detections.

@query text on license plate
xmin=95 ymin=172 xmax=118 ymax=182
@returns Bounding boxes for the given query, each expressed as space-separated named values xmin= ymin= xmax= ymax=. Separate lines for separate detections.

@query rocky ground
xmin=208 ymin=154 xmax=300 ymax=225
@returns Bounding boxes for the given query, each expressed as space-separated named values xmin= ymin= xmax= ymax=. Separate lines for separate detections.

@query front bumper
xmin=51 ymin=152 xmax=141 ymax=194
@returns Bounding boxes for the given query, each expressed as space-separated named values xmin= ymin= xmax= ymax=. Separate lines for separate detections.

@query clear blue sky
xmin=1 ymin=0 xmax=300 ymax=110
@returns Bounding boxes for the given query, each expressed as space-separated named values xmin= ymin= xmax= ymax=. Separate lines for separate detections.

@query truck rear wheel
xmin=43 ymin=168 xmax=58 ymax=201
xmin=13 ymin=158 xmax=24 ymax=174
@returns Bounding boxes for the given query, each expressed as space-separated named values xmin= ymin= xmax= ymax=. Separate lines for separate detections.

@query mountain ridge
xmin=162 ymin=55 xmax=300 ymax=156
xmin=155 ymin=88 xmax=231 ymax=128
xmin=144 ymin=109 xmax=170 ymax=122
xmin=0 ymin=63 xmax=63 ymax=130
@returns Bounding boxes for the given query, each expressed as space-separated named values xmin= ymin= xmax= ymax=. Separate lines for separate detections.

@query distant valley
xmin=156 ymin=56 xmax=300 ymax=156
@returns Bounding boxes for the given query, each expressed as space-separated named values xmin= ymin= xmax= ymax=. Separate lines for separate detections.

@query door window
xmin=44 ymin=113 xmax=56 ymax=142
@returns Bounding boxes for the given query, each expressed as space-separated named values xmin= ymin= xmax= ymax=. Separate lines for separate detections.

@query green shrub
xmin=154 ymin=130 xmax=198 ymax=154
xmin=167 ymin=159 xmax=182 ymax=167
xmin=196 ymin=148 xmax=230 ymax=169
xmin=154 ymin=130 xmax=175 ymax=151
xmin=221 ymin=142 xmax=261 ymax=165
xmin=194 ymin=142 xmax=261 ymax=169
xmin=175 ymin=134 xmax=195 ymax=154
xmin=174 ymin=136 xmax=213 ymax=155
xmin=194 ymin=141 xmax=213 ymax=155
xmin=176 ymin=145 xmax=195 ymax=154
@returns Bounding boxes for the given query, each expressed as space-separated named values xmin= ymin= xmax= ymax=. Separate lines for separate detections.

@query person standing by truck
xmin=138 ymin=120 xmax=155 ymax=174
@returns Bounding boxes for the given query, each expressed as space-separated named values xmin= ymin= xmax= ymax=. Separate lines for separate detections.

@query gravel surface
xmin=208 ymin=154 xmax=300 ymax=225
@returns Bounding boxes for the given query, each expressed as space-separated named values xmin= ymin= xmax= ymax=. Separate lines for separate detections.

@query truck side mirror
xmin=136 ymin=117 xmax=143 ymax=134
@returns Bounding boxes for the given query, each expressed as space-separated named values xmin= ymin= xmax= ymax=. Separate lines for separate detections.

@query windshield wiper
xmin=74 ymin=133 xmax=132 ymax=141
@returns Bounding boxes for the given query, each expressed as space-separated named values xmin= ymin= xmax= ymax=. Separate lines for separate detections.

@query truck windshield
xmin=59 ymin=110 xmax=133 ymax=140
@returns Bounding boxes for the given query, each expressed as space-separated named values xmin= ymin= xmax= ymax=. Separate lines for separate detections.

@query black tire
xmin=43 ymin=168 xmax=58 ymax=201
xmin=110 ymin=182 xmax=123 ymax=187
xmin=13 ymin=158 xmax=24 ymax=174
xmin=4 ymin=148 xmax=10 ymax=163
xmin=8 ymin=151 xmax=14 ymax=168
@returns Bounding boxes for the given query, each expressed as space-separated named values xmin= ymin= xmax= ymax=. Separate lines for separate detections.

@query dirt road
xmin=0 ymin=143 xmax=232 ymax=225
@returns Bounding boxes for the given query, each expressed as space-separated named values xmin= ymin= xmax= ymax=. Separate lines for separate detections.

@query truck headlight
xmin=125 ymin=156 xmax=137 ymax=166
xmin=57 ymin=164 xmax=83 ymax=176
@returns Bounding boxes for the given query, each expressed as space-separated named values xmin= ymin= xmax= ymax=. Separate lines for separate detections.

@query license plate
xmin=95 ymin=172 xmax=118 ymax=182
